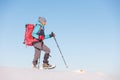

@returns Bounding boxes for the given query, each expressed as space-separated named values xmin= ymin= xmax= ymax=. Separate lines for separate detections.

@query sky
xmin=0 ymin=0 xmax=120 ymax=75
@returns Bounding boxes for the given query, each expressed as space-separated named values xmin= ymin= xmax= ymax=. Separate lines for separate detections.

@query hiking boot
xmin=33 ymin=60 xmax=38 ymax=68
xmin=43 ymin=63 xmax=52 ymax=69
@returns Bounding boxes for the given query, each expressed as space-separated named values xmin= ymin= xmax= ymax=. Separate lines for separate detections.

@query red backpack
xmin=23 ymin=24 xmax=38 ymax=46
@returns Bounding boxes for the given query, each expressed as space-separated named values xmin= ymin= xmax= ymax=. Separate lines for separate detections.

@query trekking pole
xmin=38 ymin=56 xmax=40 ymax=69
xmin=53 ymin=35 xmax=68 ymax=68
xmin=37 ymin=41 xmax=44 ymax=69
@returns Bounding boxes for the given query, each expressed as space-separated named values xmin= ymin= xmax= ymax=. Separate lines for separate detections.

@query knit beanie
xmin=38 ymin=17 xmax=46 ymax=23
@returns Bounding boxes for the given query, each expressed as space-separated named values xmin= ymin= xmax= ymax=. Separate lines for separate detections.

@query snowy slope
xmin=0 ymin=67 xmax=119 ymax=80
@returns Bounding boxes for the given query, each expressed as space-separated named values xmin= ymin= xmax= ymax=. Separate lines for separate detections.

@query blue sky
xmin=0 ymin=0 xmax=120 ymax=74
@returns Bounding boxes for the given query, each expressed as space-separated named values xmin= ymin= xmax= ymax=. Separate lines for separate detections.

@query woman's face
xmin=41 ymin=21 xmax=46 ymax=25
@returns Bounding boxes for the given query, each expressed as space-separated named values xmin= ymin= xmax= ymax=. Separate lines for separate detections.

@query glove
xmin=38 ymin=35 xmax=44 ymax=41
xmin=49 ymin=32 xmax=55 ymax=37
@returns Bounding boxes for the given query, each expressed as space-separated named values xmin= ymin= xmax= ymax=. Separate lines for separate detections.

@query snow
xmin=0 ymin=67 xmax=119 ymax=80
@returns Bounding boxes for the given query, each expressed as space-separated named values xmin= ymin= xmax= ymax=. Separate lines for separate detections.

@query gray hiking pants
xmin=33 ymin=42 xmax=50 ymax=65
